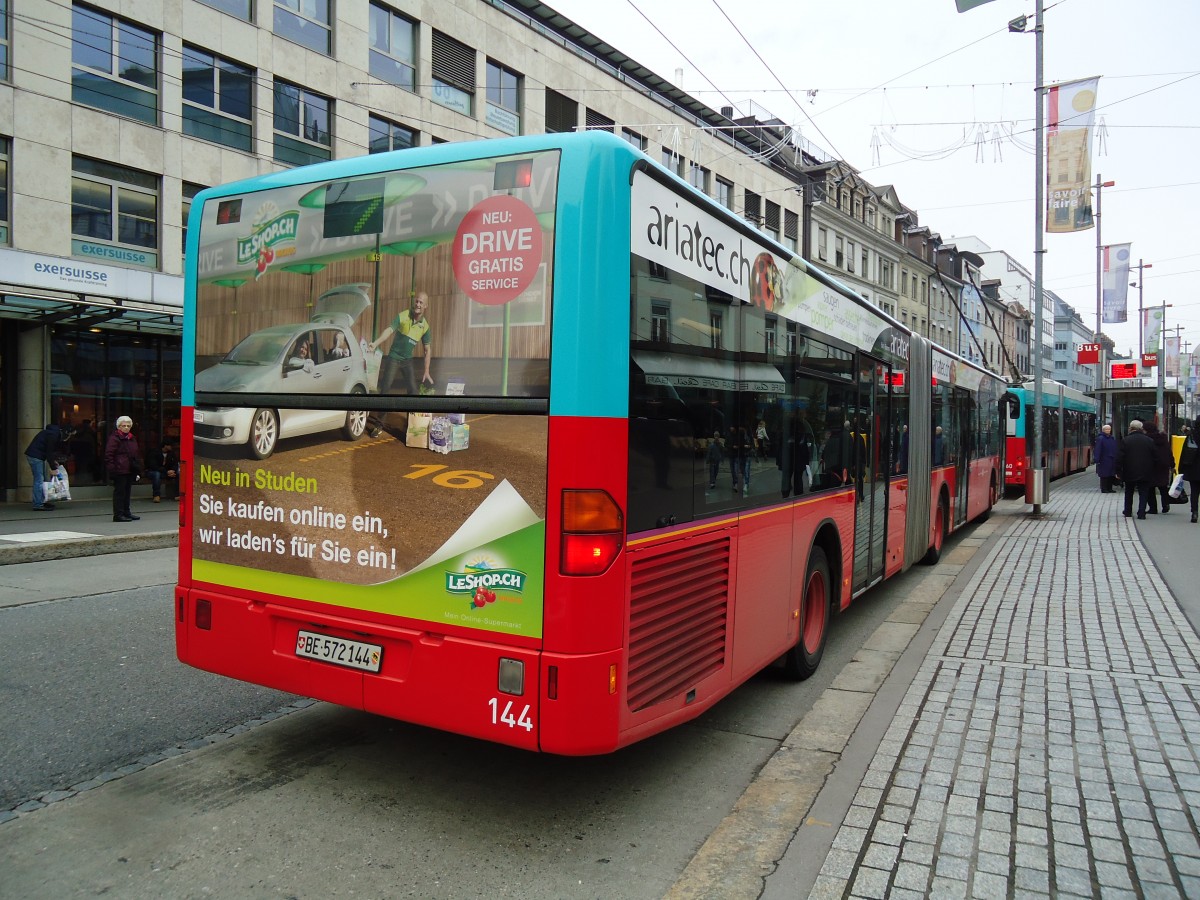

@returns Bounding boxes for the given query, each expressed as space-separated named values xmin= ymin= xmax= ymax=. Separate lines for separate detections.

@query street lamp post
xmin=1157 ymin=292 xmax=1168 ymax=429
xmin=1030 ymin=0 xmax=1047 ymax=512
xmin=1093 ymin=175 xmax=1114 ymax=424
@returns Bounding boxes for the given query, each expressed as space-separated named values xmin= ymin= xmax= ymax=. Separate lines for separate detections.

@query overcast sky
xmin=546 ymin=0 xmax=1200 ymax=360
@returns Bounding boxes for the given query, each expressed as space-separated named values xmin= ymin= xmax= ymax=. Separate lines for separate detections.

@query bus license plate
xmin=295 ymin=630 xmax=382 ymax=673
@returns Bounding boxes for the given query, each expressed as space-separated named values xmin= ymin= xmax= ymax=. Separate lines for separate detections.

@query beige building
xmin=0 ymin=0 xmax=835 ymax=501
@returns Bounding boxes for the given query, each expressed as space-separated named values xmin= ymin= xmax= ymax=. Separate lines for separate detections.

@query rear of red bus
xmin=175 ymin=134 xmax=667 ymax=754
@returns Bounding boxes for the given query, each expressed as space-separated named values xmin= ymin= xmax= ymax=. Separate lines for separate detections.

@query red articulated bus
xmin=175 ymin=132 xmax=1005 ymax=754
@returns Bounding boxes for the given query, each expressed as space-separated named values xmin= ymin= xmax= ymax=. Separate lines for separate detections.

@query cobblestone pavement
xmin=807 ymin=478 xmax=1200 ymax=899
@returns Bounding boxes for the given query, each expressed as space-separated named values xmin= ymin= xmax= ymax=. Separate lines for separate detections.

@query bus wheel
xmin=782 ymin=546 xmax=830 ymax=680
xmin=249 ymin=409 xmax=279 ymax=459
xmin=922 ymin=500 xmax=946 ymax=565
xmin=344 ymin=388 xmax=368 ymax=440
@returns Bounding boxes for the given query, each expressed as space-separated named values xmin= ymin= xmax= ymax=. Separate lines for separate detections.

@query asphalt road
xmin=0 ymin=531 xmax=940 ymax=898
xmin=0 ymin=549 xmax=297 ymax=811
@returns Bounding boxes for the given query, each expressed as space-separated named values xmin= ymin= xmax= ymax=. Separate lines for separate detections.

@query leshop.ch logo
xmin=445 ymin=557 xmax=528 ymax=610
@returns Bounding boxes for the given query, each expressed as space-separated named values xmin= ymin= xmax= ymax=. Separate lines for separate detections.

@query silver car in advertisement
xmin=194 ymin=284 xmax=372 ymax=459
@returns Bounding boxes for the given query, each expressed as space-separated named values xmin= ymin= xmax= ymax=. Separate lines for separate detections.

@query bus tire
xmin=781 ymin=546 xmax=830 ymax=680
xmin=922 ymin=498 xmax=947 ymax=565
xmin=343 ymin=387 xmax=368 ymax=441
xmin=249 ymin=409 xmax=279 ymax=459
xmin=975 ymin=476 xmax=997 ymax=523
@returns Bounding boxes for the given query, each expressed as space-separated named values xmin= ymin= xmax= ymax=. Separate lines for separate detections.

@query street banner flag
xmin=1144 ymin=306 xmax=1164 ymax=356
xmin=955 ymin=0 xmax=996 ymax=10
xmin=1046 ymin=77 xmax=1100 ymax=233
xmin=1166 ymin=335 xmax=1180 ymax=377
xmin=1102 ymin=243 xmax=1131 ymax=323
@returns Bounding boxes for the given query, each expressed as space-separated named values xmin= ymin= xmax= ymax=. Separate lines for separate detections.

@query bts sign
xmin=1077 ymin=343 xmax=1100 ymax=364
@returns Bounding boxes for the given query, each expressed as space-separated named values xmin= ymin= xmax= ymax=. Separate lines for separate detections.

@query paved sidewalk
xmin=0 ymin=495 xmax=177 ymax=564
xmin=767 ymin=477 xmax=1200 ymax=899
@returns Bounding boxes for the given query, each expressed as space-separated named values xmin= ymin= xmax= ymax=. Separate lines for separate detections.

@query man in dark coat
xmin=1144 ymin=421 xmax=1174 ymax=514
xmin=1094 ymin=424 xmax=1118 ymax=493
xmin=25 ymin=423 xmax=65 ymax=511
xmin=1116 ymin=419 xmax=1156 ymax=519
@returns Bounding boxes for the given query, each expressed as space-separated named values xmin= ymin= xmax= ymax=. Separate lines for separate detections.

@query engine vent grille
xmin=627 ymin=536 xmax=730 ymax=712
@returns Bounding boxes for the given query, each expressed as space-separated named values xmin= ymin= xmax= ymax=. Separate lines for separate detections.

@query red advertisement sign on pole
xmin=1077 ymin=343 xmax=1100 ymax=364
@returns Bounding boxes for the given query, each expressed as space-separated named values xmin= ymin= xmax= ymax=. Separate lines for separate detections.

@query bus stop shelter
xmin=1099 ymin=384 xmax=1186 ymax=435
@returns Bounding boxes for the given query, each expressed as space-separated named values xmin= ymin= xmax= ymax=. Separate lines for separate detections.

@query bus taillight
xmin=560 ymin=490 xmax=623 ymax=576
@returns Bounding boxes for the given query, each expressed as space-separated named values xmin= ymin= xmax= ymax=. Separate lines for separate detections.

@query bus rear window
xmin=193 ymin=151 xmax=560 ymax=400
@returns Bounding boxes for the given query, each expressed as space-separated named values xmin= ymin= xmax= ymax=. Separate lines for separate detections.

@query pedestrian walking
xmin=1116 ymin=419 xmax=1156 ymax=519
xmin=1144 ymin=421 xmax=1174 ymax=514
xmin=1094 ymin=423 xmax=1118 ymax=493
xmin=104 ymin=416 xmax=142 ymax=523
xmin=1178 ymin=415 xmax=1200 ymax=523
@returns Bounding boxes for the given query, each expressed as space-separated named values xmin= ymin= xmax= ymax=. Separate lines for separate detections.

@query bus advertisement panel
xmin=189 ymin=151 xmax=559 ymax=640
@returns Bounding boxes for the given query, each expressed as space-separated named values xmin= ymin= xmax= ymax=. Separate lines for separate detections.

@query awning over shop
xmin=0 ymin=293 xmax=180 ymax=334
xmin=633 ymin=350 xmax=786 ymax=394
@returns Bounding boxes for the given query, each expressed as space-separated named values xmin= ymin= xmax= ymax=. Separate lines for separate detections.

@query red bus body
xmin=175 ymin=133 xmax=1005 ymax=754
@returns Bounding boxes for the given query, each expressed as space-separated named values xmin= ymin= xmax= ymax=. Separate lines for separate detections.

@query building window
xmin=71 ymin=4 xmax=158 ymax=125
xmin=764 ymin=200 xmax=780 ymax=242
xmin=431 ymin=30 xmax=475 ymax=116
xmin=182 ymin=182 xmax=205 ymax=254
xmin=846 ymin=240 xmax=855 ymax=273
xmin=71 ymin=156 xmax=158 ymax=267
xmin=817 ymin=227 xmax=827 ymax=262
xmin=0 ymin=137 xmax=8 ymax=243
xmin=764 ymin=316 xmax=777 ymax=356
xmin=744 ymin=190 xmax=761 ymax=227
xmin=369 ymin=3 xmax=416 ymax=93
xmin=661 ymin=149 xmax=683 ymax=178
xmin=715 ymin=177 xmax=733 ymax=210
xmin=198 ymin=0 xmax=250 ymax=19
xmin=880 ymin=259 xmax=894 ymax=289
xmin=182 ymin=46 xmax=252 ymax=152
xmin=585 ymin=108 xmax=614 ymax=134
xmin=786 ymin=321 xmax=798 ymax=356
xmin=622 ymin=128 xmax=647 ymax=151
xmin=273 ymin=80 xmax=331 ymax=166
xmin=709 ymin=311 xmax=723 ymax=350
xmin=861 ymin=248 xmax=868 ymax=276
xmin=274 ymin=0 xmax=331 ymax=55
xmin=0 ymin=0 xmax=8 ymax=80
xmin=483 ymin=61 xmax=523 ymax=135
xmin=835 ymin=236 xmax=844 ymax=268
xmin=688 ymin=163 xmax=710 ymax=194
xmin=368 ymin=114 xmax=417 ymax=154
xmin=784 ymin=209 xmax=799 ymax=253
xmin=544 ymin=88 xmax=577 ymax=134
xmin=650 ymin=302 xmax=670 ymax=343
xmin=648 ymin=261 xmax=670 ymax=281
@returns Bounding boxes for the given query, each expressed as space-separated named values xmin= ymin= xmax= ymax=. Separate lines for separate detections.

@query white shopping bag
xmin=1169 ymin=473 xmax=1186 ymax=499
xmin=44 ymin=464 xmax=71 ymax=502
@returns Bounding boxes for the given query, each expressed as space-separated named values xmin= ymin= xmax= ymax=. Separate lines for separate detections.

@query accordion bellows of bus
xmin=175 ymin=131 xmax=1005 ymax=754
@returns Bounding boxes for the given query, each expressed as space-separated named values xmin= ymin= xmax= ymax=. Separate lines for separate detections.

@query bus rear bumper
xmin=175 ymin=585 xmax=545 ymax=751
